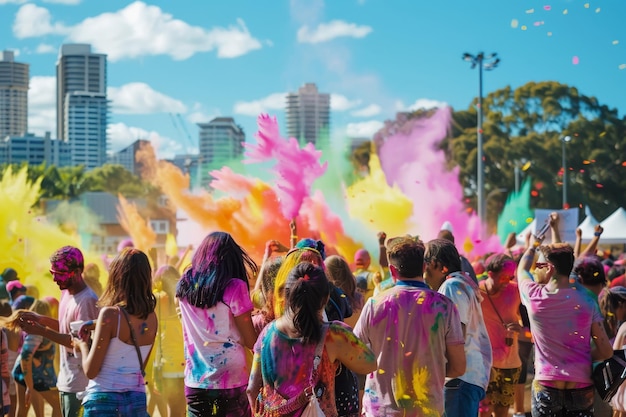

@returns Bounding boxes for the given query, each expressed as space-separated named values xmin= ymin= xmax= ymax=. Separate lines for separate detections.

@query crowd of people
xmin=0 ymin=212 xmax=626 ymax=417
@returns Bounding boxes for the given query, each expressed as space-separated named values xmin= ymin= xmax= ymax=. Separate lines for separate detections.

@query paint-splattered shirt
xmin=253 ymin=321 xmax=339 ymax=417
xmin=439 ymin=272 xmax=492 ymax=391
xmin=518 ymin=270 xmax=603 ymax=384
xmin=179 ymin=278 xmax=253 ymax=389
xmin=354 ymin=282 xmax=464 ymax=417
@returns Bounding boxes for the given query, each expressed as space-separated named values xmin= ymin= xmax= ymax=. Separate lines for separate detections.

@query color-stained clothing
xmin=12 ymin=333 xmax=57 ymax=391
xmin=57 ymin=286 xmax=99 ymax=393
xmin=439 ymin=272 xmax=492 ymax=391
xmin=154 ymin=292 xmax=185 ymax=377
xmin=479 ymin=281 xmax=522 ymax=369
xmin=179 ymin=278 xmax=253 ymax=390
xmin=1 ymin=329 xmax=10 ymax=408
xmin=518 ymin=270 xmax=602 ymax=384
xmin=354 ymin=281 xmax=464 ymax=417
xmin=254 ymin=321 xmax=339 ymax=417
xmin=83 ymin=310 xmax=152 ymax=397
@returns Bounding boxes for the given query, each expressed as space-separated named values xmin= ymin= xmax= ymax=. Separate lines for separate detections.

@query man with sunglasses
xmin=16 ymin=246 xmax=99 ymax=417
xmin=518 ymin=240 xmax=613 ymax=417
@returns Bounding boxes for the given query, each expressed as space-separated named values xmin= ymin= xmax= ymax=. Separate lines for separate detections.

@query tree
xmin=445 ymin=81 xmax=626 ymax=222
xmin=84 ymin=164 xmax=156 ymax=198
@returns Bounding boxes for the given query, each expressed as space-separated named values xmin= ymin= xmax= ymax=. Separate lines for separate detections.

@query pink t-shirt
xmin=179 ymin=278 xmax=253 ymax=389
xmin=479 ymin=281 xmax=522 ymax=369
xmin=354 ymin=283 xmax=464 ymax=417
xmin=518 ymin=271 xmax=603 ymax=384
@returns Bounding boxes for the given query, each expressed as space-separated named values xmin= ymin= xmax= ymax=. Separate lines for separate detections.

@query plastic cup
xmin=69 ymin=320 xmax=84 ymax=336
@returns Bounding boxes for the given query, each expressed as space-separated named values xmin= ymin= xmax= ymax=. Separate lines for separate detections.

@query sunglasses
xmin=534 ymin=262 xmax=551 ymax=269
xmin=49 ymin=269 xmax=72 ymax=276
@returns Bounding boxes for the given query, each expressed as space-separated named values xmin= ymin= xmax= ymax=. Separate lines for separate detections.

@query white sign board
xmin=534 ymin=208 xmax=579 ymax=244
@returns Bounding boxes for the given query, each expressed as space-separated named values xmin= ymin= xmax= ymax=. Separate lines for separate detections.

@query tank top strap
xmin=116 ymin=306 xmax=122 ymax=338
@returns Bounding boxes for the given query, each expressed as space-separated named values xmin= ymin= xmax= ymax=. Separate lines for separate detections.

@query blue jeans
xmin=82 ymin=391 xmax=149 ymax=417
xmin=59 ymin=392 xmax=83 ymax=417
xmin=444 ymin=378 xmax=486 ymax=417
xmin=531 ymin=381 xmax=594 ymax=417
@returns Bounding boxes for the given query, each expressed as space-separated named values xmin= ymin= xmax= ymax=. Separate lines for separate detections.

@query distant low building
xmin=0 ymin=132 xmax=70 ymax=167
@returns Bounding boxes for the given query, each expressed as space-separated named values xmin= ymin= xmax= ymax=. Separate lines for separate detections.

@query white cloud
xmin=0 ymin=0 xmax=27 ymax=4
xmin=331 ymin=93 xmax=361 ymax=111
xmin=108 ymin=122 xmax=186 ymax=159
xmin=35 ymin=43 xmax=56 ymax=54
xmin=187 ymin=112 xmax=217 ymax=125
xmin=13 ymin=4 xmax=70 ymax=38
xmin=28 ymin=76 xmax=56 ymax=136
xmin=13 ymin=2 xmax=263 ymax=61
xmin=345 ymin=120 xmax=383 ymax=138
xmin=297 ymin=20 xmax=372 ymax=44
xmin=42 ymin=0 xmax=81 ymax=4
xmin=233 ymin=92 xmax=286 ymax=116
xmin=401 ymin=98 xmax=448 ymax=112
xmin=351 ymin=104 xmax=381 ymax=117
xmin=108 ymin=82 xmax=187 ymax=115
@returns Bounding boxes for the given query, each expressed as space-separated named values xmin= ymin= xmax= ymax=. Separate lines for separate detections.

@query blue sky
xmin=1 ymin=0 xmax=624 ymax=159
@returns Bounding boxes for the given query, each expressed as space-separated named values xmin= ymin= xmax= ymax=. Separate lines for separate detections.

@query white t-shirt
xmin=57 ymin=286 xmax=99 ymax=393
xmin=179 ymin=278 xmax=253 ymax=389
xmin=439 ymin=272 xmax=493 ymax=391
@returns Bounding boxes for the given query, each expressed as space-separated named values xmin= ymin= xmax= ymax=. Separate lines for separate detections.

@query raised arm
xmin=378 ymin=231 xmax=388 ymax=268
xmin=549 ymin=211 xmax=561 ymax=244
xmin=289 ymin=219 xmax=298 ymax=249
xmin=579 ymin=225 xmax=603 ymax=259
xmin=574 ymin=228 xmax=582 ymax=258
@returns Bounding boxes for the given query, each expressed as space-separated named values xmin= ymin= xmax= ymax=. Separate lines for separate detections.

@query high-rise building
xmin=286 ymin=83 xmax=330 ymax=146
xmin=57 ymin=44 xmax=108 ymax=170
xmin=0 ymin=51 xmax=29 ymax=138
xmin=197 ymin=117 xmax=245 ymax=187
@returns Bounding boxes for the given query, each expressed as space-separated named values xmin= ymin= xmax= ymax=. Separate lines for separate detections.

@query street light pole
xmin=462 ymin=52 xmax=500 ymax=237
xmin=561 ymin=135 xmax=571 ymax=209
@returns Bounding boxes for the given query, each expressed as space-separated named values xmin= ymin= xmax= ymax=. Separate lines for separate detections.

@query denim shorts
xmin=531 ymin=380 xmax=594 ymax=417
xmin=82 ymin=391 xmax=149 ymax=417
xmin=444 ymin=378 xmax=486 ymax=417
xmin=185 ymin=385 xmax=250 ymax=417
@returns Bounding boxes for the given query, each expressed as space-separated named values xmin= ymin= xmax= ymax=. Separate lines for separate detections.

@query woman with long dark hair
xmin=73 ymin=248 xmax=157 ymax=417
xmin=247 ymin=262 xmax=376 ymax=417
xmin=176 ymin=232 xmax=258 ymax=417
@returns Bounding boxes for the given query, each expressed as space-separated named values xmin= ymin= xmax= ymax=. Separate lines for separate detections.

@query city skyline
xmin=0 ymin=0 xmax=624 ymax=160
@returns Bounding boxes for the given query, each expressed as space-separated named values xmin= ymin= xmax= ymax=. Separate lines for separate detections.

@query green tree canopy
xmin=445 ymin=81 xmax=626 ymax=222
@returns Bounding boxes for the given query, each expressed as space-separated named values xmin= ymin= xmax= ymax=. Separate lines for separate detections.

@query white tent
xmin=598 ymin=207 xmax=626 ymax=245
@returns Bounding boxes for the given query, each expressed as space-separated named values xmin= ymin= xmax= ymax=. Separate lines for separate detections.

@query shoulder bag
xmin=592 ymin=349 xmax=626 ymax=402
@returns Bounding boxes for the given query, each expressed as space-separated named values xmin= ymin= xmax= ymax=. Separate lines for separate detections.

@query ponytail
xmin=284 ymin=262 xmax=330 ymax=344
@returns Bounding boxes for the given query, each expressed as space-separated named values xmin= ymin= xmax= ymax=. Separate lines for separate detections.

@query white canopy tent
xmin=577 ymin=213 xmax=599 ymax=243
xmin=598 ymin=207 xmax=626 ymax=245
